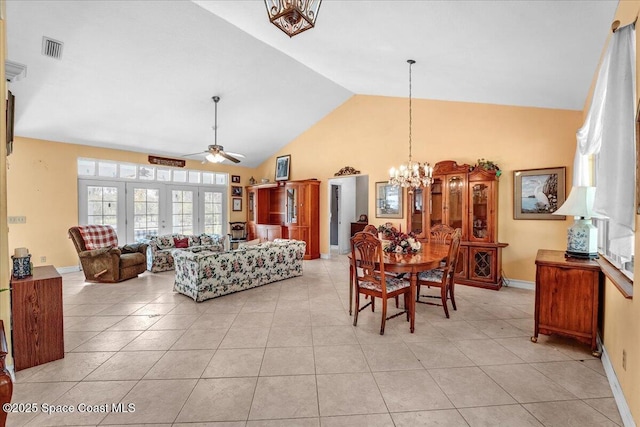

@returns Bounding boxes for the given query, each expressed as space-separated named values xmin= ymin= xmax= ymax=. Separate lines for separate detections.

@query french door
xmin=79 ymin=179 xmax=227 ymax=244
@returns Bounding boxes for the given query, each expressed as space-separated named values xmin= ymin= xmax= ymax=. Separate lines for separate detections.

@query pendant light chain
xmin=408 ymin=59 xmax=413 ymax=163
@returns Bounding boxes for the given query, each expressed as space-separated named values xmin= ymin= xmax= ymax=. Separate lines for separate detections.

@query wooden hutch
xmin=246 ymin=179 xmax=320 ymax=260
xmin=408 ymin=160 xmax=508 ymax=289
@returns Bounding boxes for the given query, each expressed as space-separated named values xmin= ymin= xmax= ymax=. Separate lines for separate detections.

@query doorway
xmin=327 ymin=175 xmax=369 ymax=256
xmin=330 ymin=185 xmax=340 ymax=246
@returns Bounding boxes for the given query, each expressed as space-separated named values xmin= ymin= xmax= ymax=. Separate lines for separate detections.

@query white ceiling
xmin=6 ymin=1 xmax=618 ymax=168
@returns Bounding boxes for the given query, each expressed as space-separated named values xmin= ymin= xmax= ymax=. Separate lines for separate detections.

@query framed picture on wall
xmin=231 ymin=186 xmax=242 ymax=197
xmin=275 ymin=155 xmax=291 ymax=181
xmin=375 ymin=182 xmax=403 ymax=219
xmin=513 ymin=167 xmax=566 ymax=220
xmin=232 ymin=198 xmax=242 ymax=211
xmin=231 ymin=175 xmax=241 ymax=183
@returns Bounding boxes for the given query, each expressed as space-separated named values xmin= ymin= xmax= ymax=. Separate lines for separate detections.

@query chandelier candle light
xmin=389 ymin=59 xmax=433 ymax=193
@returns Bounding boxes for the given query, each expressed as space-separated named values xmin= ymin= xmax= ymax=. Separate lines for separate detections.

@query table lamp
xmin=553 ymin=186 xmax=599 ymax=259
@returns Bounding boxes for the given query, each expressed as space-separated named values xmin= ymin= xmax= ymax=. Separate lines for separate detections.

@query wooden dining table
xmin=349 ymin=241 xmax=450 ymax=333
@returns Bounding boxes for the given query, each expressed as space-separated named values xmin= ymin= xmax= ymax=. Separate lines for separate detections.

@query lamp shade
xmin=553 ymin=186 xmax=600 ymax=218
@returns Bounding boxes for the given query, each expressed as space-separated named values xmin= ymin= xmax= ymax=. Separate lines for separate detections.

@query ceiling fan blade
xmin=220 ymin=151 xmax=241 ymax=163
xmin=225 ymin=151 xmax=246 ymax=158
xmin=182 ymin=150 xmax=207 ymax=158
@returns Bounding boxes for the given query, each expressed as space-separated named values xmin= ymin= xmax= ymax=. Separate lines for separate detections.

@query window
xmin=78 ymin=159 xmax=229 ymax=242
xmin=133 ymin=188 xmax=160 ymax=240
xmin=87 ymin=185 xmax=119 ymax=230
xmin=597 ymin=218 xmax=634 ymax=279
xmin=171 ymin=189 xmax=194 ymax=235
xmin=203 ymin=191 xmax=224 ymax=235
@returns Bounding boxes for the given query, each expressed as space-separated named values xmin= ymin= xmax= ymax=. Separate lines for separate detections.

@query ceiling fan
xmin=184 ymin=96 xmax=245 ymax=164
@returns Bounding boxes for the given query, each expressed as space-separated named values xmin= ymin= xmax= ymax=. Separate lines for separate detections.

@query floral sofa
xmin=172 ymin=239 xmax=306 ymax=302
xmin=143 ymin=233 xmax=227 ymax=273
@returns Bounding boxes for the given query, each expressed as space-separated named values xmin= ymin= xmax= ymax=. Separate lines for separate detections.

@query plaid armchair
xmin=68 ymin=225 xmax=148 ymax=283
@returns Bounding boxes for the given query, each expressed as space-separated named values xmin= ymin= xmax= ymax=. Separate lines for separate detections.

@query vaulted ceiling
xmin=6 ymin=1 xmax=618 ymax=167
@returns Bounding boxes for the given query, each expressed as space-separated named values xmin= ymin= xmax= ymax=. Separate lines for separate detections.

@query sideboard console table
xmin=533 ymin=249 xmax=603 ymax=357
xmin=10 ymin=265 xmax=64 ymax=370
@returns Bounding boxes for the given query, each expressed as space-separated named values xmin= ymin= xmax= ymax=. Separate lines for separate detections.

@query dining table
xmin=348 ymin=241 xmax=450 ymax=333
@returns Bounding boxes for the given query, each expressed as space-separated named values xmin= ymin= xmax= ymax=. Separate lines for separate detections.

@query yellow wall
xmin=255 ymin=94 xmax=581 ymax=282
xmin=6 ymin=137 xmax=257 ymax=268
xmin=597 ymin=2 xmax=640 ymax=423
xmin=0 ymin=0 xmax=11 ymax=365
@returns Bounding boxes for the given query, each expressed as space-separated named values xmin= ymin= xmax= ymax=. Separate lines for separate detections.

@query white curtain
xmin=574 ymin=24 xmax=636 ymax=257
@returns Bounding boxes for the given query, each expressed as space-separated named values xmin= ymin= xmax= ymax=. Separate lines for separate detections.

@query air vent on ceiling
xmin=41 ymin=37 xmax=63 ymax=60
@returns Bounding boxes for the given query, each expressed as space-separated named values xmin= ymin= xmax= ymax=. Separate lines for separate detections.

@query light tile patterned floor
xmin=7 ymin=256 xmax=623 ymax=426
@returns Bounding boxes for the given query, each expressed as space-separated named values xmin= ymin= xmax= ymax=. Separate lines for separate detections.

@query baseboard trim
xmin=599 ymin=336 xmax=636 ymax=427
xmin=320 ymin=253 xmax=331 ymax=260
xmin=503 ymin=279 xmax=534 ymax=290
xmin=56 ymin=265 xmax=81 ymax=274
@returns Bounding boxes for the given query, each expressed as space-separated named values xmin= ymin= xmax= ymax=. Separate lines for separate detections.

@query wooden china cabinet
xmin=408 ymin=160 xmax=508 ymax=289
xmin=246 ymin=179 xmax=320 ymax=259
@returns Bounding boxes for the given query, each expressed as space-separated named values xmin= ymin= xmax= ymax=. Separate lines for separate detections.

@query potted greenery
xmin=474 ymin=158 xmax=501 ymax=176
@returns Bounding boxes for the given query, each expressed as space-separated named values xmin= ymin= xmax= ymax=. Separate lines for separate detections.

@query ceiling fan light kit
xmin=264 ymin=0 xmax=322 ymax=37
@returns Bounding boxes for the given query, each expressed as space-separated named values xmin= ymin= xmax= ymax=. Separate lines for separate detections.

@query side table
xmin=533 ymin=249 xmax=603 ymax=357
xmin=11 ymin=265 xmax=64 ymax=370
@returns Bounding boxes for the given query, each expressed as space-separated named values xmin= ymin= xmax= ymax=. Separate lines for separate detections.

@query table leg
xmin=410 ymin=272 xmax=416 ymax=333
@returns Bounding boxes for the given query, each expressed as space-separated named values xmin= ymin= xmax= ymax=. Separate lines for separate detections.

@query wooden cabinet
xmin=351 ymin=222 xmax=368 ymax=236
xmin=533 ymin=249 xmax=602 ymax=356
xmin=256 ymin=224 xmax=282 ymax=242
xmin=247 ymin=179 xmax=320 ymax=259
xmin=407 ymin=160 xmax=508 ymax=289
xmin=11 ymin=265 xmax=64 ymax=371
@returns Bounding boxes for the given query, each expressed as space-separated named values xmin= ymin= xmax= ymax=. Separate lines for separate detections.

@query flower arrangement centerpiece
xmin=377 ymin=224 xmax=421 ymax=254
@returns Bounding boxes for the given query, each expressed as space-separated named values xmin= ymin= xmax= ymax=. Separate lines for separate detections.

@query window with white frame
xmin=77 ymin=158 xmax=229 ymax=243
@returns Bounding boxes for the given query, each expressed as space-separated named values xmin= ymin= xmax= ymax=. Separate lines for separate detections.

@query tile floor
xmin=7 ymin=255 xmax=624 ymax=426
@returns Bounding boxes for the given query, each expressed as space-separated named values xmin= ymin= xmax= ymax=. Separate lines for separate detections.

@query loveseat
xmin=143 ymin=233 xmax=227 ymax=273
xmin=173 ymin=239 xmax=306 ymax=302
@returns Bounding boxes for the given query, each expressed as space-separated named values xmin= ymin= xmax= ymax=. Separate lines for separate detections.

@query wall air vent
xmin=41 ymin=37 xmax=63 ymax=59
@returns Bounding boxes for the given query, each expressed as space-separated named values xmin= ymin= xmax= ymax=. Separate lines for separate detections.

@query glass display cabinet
xmin=407 ymin=160 xmax=508 ymax=289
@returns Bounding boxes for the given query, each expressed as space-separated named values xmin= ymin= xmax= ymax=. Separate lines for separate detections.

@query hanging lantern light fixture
xmin=264 ymin=0 xmax=322 ymax=37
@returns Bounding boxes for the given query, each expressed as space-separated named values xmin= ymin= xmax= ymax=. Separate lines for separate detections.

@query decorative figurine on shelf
xmin=249 ymin=176 xmax=256 ymax=185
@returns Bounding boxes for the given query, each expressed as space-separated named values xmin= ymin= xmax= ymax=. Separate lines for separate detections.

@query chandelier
xmin=389 ymin=59 xmax=433 ymax=193
xmin=264 ymin=0 xmax=322 ymax=37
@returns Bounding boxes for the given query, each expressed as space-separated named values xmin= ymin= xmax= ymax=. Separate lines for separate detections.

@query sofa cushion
xmin=120 ymin=252 xmax=146 ymax=268
xmin=200 ymin=233 xmax=221 ymax=246
xmin=188 ymin=235 xmax=201 ymax=247
xmin=238 ymin=239 xmax=260 ymax=249
xmin=174 ymin=237 xmax=189 ymax=248
xmin=156 ymin=235 xmax=175 ymax=249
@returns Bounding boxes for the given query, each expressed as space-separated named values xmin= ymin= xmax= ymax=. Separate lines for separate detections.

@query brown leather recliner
xmin=68 ymin=226 xmax=148 ymax=283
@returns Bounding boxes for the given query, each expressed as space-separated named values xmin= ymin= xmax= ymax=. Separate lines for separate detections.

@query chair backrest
xmin=363 ymin=224 xmax=378 ymax=234
xmin=351 ymin=231 xmax=389 ymax=294
xmin=68 ymin=225 xmax=119 ymax=252
xmin=441 ymin=228 xmax=462 ymax=282
xmin=429 ymin=224 xmax=455 ymax=244
xmin=229 ymin=222 xmax=247 ymax=240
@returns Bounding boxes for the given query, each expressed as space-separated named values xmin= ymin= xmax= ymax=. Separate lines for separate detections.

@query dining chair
xmin=429 ymin=224 xmax=455 ymax=244
xmin=363 ymin=224 xmax=378 ymax=234
xmin=362 ymin=223 xmax=401 ymax=308
xmin=351 ymin=231 xmax=411 ymax=335
xmin=416 ymin=228 xmax=462 ymax=318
